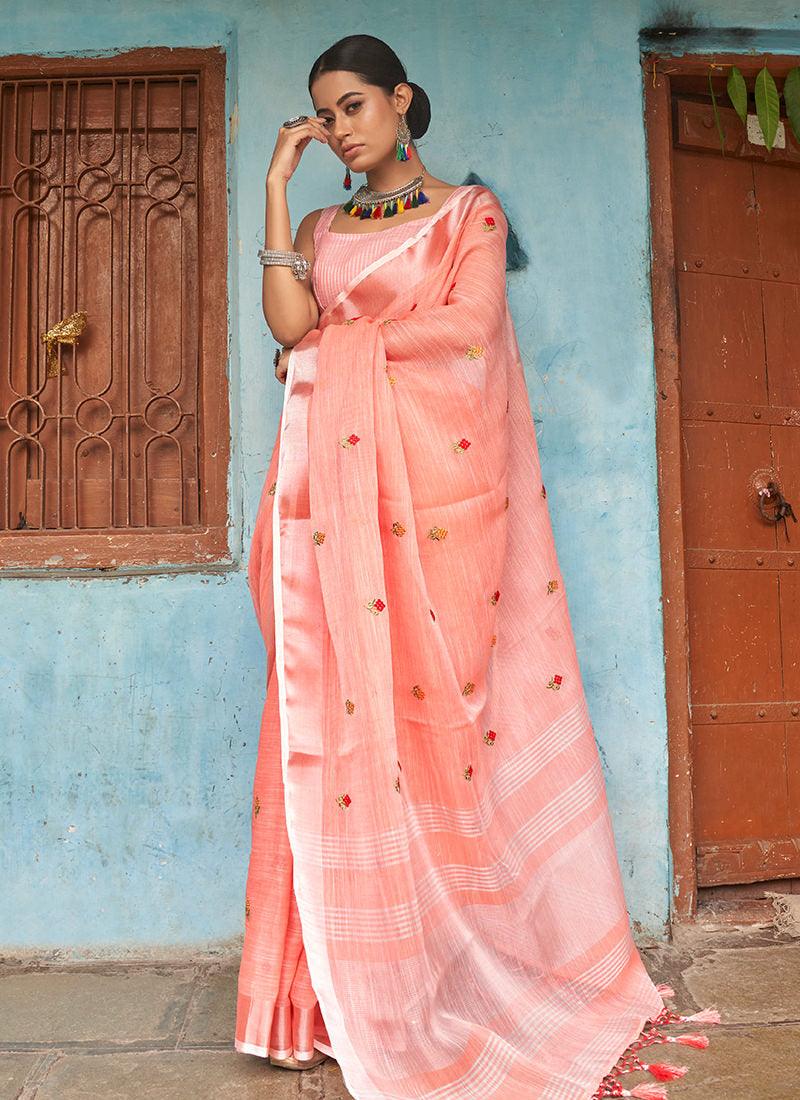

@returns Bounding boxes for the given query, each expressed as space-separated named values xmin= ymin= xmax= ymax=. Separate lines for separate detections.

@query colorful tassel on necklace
xmin=341 ymin=182 xmax=430 ymax=220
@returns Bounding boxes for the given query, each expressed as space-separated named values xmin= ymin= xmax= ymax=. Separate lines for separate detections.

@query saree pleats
xmin=235 ymin=185 xmax=668 ymax=1098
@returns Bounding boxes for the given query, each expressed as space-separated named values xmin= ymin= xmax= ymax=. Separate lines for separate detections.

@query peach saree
xmin=235 ymin=185 xmax=716 ymax=1098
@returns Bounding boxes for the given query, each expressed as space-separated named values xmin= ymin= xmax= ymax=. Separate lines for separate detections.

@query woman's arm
xmin=262 ymin=180 xmax=323 ymax=347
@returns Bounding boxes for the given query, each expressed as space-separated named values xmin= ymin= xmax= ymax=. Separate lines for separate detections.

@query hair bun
xmin=405 ymin=80 xmax=431 ymax=140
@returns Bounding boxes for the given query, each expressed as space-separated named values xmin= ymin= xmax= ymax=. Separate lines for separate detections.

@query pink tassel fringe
xmin=672 ymin=1033 xmax=710 ymax=1049
xmin=679 ymin=1007 xmax=721 ymax=1025
xmin=590 ymin=997 xmax=719 ymax=1098
xmin=630 ymin=1086 xmax=669 ymax=1100
xmin=643 ymin=1062 xmax=689 ymax=1081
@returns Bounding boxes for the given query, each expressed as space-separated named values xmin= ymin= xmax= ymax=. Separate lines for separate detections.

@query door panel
xmin=753 ymin=160 xmax=800 ymax=277
xmin=672 ymin=152 xmax=760 ymax=268
xmin=686 ymin=569 xmax=782 ymax=705
xmin=677 ymin=271 xmax=767 ymax=406
xmin=780 ymin=572 xmax=800 ymax=699
xmin=681 ymin=422 xmax=776 ymax=551
xmin=762 ymin=282 xmax=800 ymax=406
xmin=693 ymin=722 xmax=789 ymax=843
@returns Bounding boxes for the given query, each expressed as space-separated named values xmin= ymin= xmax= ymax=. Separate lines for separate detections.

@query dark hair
xmin=308 ymin=34 xmax=431 ymax=140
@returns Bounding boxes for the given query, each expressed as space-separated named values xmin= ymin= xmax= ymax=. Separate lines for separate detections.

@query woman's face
xmin=310 ymin=71 xmax=410 ymax=172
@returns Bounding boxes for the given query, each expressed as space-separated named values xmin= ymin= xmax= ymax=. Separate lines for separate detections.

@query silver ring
xmin=282 ymin=115 xmax=309 ymax=128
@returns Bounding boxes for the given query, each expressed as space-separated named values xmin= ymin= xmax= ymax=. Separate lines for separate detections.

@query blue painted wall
xmin=3 ymin=0 xmax=795 ymax=952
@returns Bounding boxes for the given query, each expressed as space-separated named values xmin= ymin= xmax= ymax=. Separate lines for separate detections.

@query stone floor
xmin=1 ymin=921 xmax=798 ymax=1099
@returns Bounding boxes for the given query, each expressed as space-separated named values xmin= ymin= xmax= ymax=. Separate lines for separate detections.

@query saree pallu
xmin=235 ymin=185 xmax=708 ymax=1099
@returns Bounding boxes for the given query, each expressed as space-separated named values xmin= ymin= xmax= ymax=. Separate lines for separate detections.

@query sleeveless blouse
xmin=311 ymin=201 xmax=442 ymax=312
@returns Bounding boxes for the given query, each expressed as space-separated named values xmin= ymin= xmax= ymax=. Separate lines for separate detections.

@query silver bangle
xmin=258 ymin=247 xmax=311 ymax=281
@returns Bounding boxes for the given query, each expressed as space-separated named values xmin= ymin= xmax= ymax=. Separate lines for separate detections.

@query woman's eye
xmin=318 ymin=102 xmax=360 ymax=128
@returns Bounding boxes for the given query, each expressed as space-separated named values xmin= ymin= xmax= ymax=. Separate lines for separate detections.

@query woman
xmin=234 ymin=34 xmax=718 ymax=1100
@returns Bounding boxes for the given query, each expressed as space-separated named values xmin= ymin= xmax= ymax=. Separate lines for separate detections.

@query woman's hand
xmin=275 ymin=346 xmax=291 ymax=385
xmin=266 ymin=117 xmax=330 ymax=187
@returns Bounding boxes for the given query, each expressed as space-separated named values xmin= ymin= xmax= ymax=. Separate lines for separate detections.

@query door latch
xmin=758 ymin=479 xmax=798 ymax=540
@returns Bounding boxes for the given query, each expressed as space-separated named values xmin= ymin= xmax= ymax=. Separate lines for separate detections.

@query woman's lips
xmin=343 ymin=144 xmax=364 ymax=158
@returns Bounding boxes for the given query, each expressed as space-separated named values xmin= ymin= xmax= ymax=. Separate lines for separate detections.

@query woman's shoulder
xmin=294 ymin=204 xmax=337 ymax=257
xmin=297 ymin=205 xmax=332 ymax=228
xmin=455 ymin=184 xmax=507 ymax=230
xmin=297 ymin=205 xmax=333 ymax=235
xmin=464 ymin=182 xmax=503 ymax=207
xmin=416 ymin=179 xmax=497 ymax=205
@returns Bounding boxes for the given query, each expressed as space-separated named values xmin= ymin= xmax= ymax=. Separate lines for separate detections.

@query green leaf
xmin=784 ymin=67 xmax=800 ymax=146
xmin=709 ymin=72 xmax=726 ymax=155
xmin=727 ymin=66 xmax=748 ymax=125
xmin=755 ymin=63 xmax=780 ymax=151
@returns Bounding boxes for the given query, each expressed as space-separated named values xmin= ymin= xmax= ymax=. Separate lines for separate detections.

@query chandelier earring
xmin=343 ymin=165 xmax=352 ymax=190
xmin=396 ymin=113 xmax=412 ymax=161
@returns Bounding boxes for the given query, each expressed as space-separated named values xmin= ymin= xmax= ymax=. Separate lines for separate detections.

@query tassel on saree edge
xmin=590 ymin=984 xmax=721 ymax=1099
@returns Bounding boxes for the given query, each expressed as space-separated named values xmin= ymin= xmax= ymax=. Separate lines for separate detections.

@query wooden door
xmin=672 ymin=95 xmax=800 ymax=888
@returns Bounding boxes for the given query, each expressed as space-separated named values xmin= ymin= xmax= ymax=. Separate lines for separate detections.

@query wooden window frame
xmin=643 ymin=50 xmax=800 ymax=921
xmin=0 ymin=47 xmax=230 ymax=572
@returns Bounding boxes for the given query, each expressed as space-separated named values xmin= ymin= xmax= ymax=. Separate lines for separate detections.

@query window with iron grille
xmin=0 ymin=48 xmax=230 ymax=569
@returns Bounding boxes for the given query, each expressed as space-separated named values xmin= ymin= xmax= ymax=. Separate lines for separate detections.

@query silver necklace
xmin=342 ymin=173 xmax=430 ymax=220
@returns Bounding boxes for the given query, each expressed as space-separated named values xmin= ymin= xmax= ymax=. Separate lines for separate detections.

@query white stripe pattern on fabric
xmin=295 ymin=698 xmax=592 ymax=868
xmin=313 ymin=760 xmax=606 ymax=941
